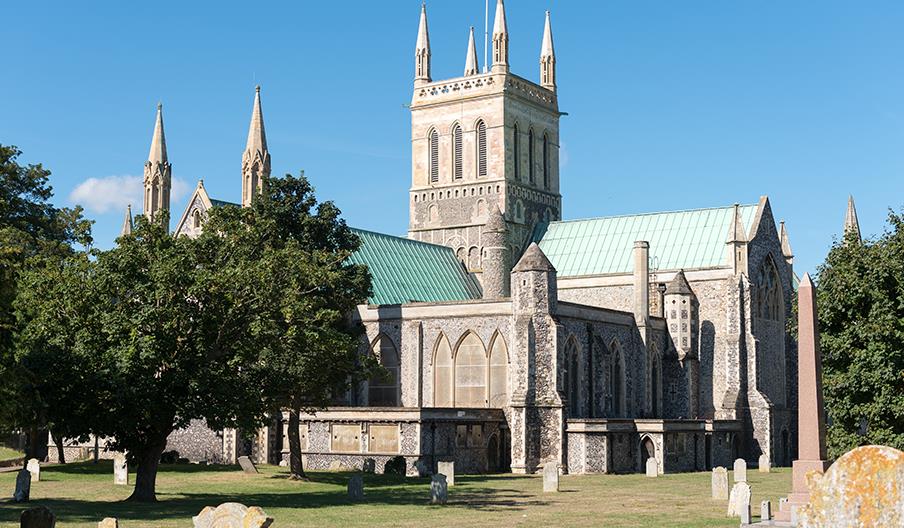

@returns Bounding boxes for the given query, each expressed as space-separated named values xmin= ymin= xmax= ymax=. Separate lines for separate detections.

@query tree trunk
xmin=127 ymin=438 xmax=168 ymax=502
xmin=52 ymin=431 xmax=66 ymax=464
xmin=286 ymin=409 xmax=307 ymax=480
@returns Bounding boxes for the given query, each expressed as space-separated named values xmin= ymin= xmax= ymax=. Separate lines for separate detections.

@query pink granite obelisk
xmin=776 ymin=272 xmax=831 ymax=522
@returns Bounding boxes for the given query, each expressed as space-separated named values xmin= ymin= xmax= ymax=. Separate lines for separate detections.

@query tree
xmin=816 ymin=211 xmax=904 ymax=458
xmin=202 ymin=173 xmax=375 ymax=480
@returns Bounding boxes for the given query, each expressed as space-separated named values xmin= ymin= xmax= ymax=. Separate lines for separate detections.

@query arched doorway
xmin=640 ymin=436 xmax=656 ymax=472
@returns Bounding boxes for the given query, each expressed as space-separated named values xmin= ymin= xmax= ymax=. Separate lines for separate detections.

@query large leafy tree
xmin=817 ymin=211 xmax=904 ymax=458
xmin=202 ymin=173 xmax=375 ymax=480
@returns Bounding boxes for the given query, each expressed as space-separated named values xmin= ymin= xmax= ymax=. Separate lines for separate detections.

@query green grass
xmin=0 ymin=462 xmax=790 ymax=527
xmin=0 ymin=447 xmax=23 ymax=462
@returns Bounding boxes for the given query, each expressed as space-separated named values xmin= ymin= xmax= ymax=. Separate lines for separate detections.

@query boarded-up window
xmin=452 ymin=124 xmax=463 ymax=180
xmin=477 ymin=120 xmax=488 ymax=178
xmin=368 ymin=424 xmax=399 ymax=454
xmin=455 ymin=332 xmax=487 ymax=407
xmin=434 ymin=335 xmax=454 ymax=407
xmin=488 ymin=334 xmax=509 ymax=407
xmin=456 ymin=424 xmax=468 ymax=447
xmin=331 ymin=424 xmax=360 ymax=453
xmin=368 ymin=335 xmax=400 ymax=406
xmin=429 ymin=129 xmax=439 ymax=183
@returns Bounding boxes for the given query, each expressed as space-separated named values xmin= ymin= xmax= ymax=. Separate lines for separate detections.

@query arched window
xmin=513 ymin=123 xmax=520 ymax=181
xmin=650 ymin=345 xmax=661 ymax=417
xmin=528 ymin=129 xmax=535 ymax=183
xmin=467 ymin=246 xmax=480 ymax=270
xmin=452 ymin=124 xmax=463 ymax=180
xmin=488 ymin=333 xmax=509 ymax=407
xmin=476 ymin=120 xmax=488 ymax=178
xmin=368 ymin=335 xmax=400 ymax=406
xmin=542 ymin=133 xmax=550 ymax=189
xmin=428 ymin=129 xmax=439 ymax=183
xmin=192 ymin=210 xmax=201 ymax=229
xmin=455 ymin=332 xmax=487 ymax=407
xmin=608 ymin=340 xmax=625 ymax=418
xmin=565 ymin=337 xmax=580 ymax=417
xmin=434 ymin=334 xmax=453 ymax=407
xmin=755 ymin=256 xmax=783 ymax=321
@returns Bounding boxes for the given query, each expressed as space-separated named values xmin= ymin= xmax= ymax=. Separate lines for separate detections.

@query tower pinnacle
xmin=242 ymin=86 xmax=271 ymax=207
xmin=843 ymin=195 xmax=861 ymax=242
xmin=120 ymin=204 xmax=133 ymax=237
xmin=540 ymin=11 xmax=556 ymax=91
xmin=415 ymin=3 xmax=432 ymax=84
xmin=143 ymin=103 xmax=172 ymax=224
xmin=464 ymin=27 xmax=479 ymax=76
xmin=491 ymin=0 xmax=509 ymax=73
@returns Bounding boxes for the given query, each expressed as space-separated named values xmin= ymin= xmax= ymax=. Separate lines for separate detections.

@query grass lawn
xmin=0 ymin=462 xmax=790 ymax=527
xmin=0 ymin=447 xmax=23 ymax=463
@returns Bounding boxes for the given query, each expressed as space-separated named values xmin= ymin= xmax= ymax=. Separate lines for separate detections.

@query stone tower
xmin=480 ymin=203 xmax=510 ymax=298
xmin=408 ymin=0 xmax=562 ymax=291
xmin=664 ymin=270 xmax=700 ymax=418
xmin=143 ymin=103 xmax=172 ymax=224
xmin=242 ymin=86 xmax=270 ymax=207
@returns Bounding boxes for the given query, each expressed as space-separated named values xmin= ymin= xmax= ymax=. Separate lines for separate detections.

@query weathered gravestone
xmin=19 ymin=506 xmax=55 ymax=528
xmin=113 ymin=454 xmax=128 ymax=485
xmin=193 ymin=503 xmax=273 ymax=528
xmin=758 ymin=453 xmax=771 ymax=473
xmin=97 ymin=519 xmax=118 ymax=528
xmin=237 ymin=456 xmax=258 ymax=474
xmin=645 ymin=457 xmax=658 ymax=477
xmin=798 ymin=445 xmax=904 ymax=528
xmin=347 ymin=475 xmax=364 ymax=501
xmin=739 ymin=503 xmax=751 ymax=524
xmin=362 ymin=458 xmax=376 ymax=474
xmin=430 ymin=474 xmax=448 ymax=505
xmin=711 ymin=467 xmax=728 ymax=500
xmin=437 ymin=461 xmax=455 ymax=486
xmin=761 ymin=500 xmax=772 ymax=521
xmin=727 ymin=481 xmax=751 ymax=518
xmin=13 ymin=469 xmax=31 ymax=502
xmin=733 ymin=458 xmax=747 ymax=482
xmin=26 ymin=459 xmax=40 ymax=483
xmin=543 ymin=461 xmax=559 ymax=492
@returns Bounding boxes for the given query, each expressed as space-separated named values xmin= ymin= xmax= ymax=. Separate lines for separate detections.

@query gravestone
xmin=113 ymin=454 xmax=128 ymax=485
xmin=711 ymin=467 xmax=728 ymax=500
xmin=98 ymin=519 xmax=119 ymax=528
xmin=19 ymin=506 xmax=55 ymax=528
xmin=543 ymin=461 xmax=559 ymax=492
xmin=758 ymin=453 xmax=770 ymax=473
xmin=237 ymin=456 xmax=258 ymax=474
xmin=347 ymin=475 xmax=364 ymax=501
xmin=414 ymin=459 xmax=430 ymax=477
xmin=14 ymin=469 xmax=31 ymax=502
xmin=727 ymin=481 xmax=751 ymax=518
xmin=26 ymin=459 xmax=40 ymax=483
xmin=362 ymin=458 xmax=376 ymax=474
xmin=645 ymin=457 xmax=658 ymax=477
xmin=193 ymin=503 xmax=273 ymax=528
xmin=761 ymin=500 xmax=772 ymax=521
xmin=430 ymin=474 xmax=447 ymax=505
xmin=733 ymin=458 xmax=747 ymax=482
xmin=740 ymin=503 xmax=751 ymax=524
xmin=437 ymin=461 xmax=455 ymax=486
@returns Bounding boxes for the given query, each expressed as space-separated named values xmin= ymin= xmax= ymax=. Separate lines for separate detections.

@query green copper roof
xmin=348 ymin=228 xmax=482 ymax=305
xmin=536 ymin=204 xmax=759 ymax=277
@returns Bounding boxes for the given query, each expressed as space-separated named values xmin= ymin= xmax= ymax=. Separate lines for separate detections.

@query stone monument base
xmin=773 ymin=459 xmax=831 ymax=522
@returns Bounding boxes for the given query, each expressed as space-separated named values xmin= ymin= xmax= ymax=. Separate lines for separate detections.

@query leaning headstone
xmin=543 ymin=461 xmax=559 ymax=492
xmin=733 ymin=458 xmax=747 ymax=482
xmin=98 ymin=519 xmax=119 ymax=528
xmin=26 ymin=458 xmax=40 ymax=483
xmin=362 ymin=458 xmax=376 ymax=474
xmin=113 ymin=454 xmax=128 ymax=485
xmin=347 ymin=475 xmax=364 ymax=501
xmin=19 ymin=506 xmax=55 ymax=528
xmin=192 ymin=503 xmax=273 ymax=528
xmin=760 ymin=500 xmax=772 ymax=521
xmin=711 ymin=467 xmax=729 ymax=500
xmin=727 ymin=481 xmax=751 ymax=517
xmin=237 ymin=456 xmax=258 ymax=474
xmin=437 ymin=461 xmax=455 ymax=486
xmin=430 ymin=474 xmax=448 ymax=505
xmin=13 ymin=469 xmax=31 ymax=502
xmin=645 ymin=457 xmax=658 ymax=477
xmin=758 ymin=453 xmax=771 ymax=473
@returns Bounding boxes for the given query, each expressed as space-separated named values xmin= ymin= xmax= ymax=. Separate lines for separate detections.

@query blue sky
xmin=3 ymin=1 xmax=902 ymax=275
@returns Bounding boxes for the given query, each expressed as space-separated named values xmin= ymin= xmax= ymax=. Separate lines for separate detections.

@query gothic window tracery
xmin=476 ymin=120 xmax=488 ymax=178
xmin=564 ymin=337 xmax=581 ymax=417
xmin=368 ymin=334 xmax=400 ymax=406
xmin=488 ymin=333 xmax=509 ymax=407
xmin=608 ymin=340 xmax=626 ymax=418
xmin=542 ymin=133 xmax=550 ymax=189
xmin=455 ymin=332 xmax=487 ymax=407
xmin=428 ymin=128 xmax=439 ymax=183
xmin=528 ymin=129 xmax=535 ymax=183
xmin=452 ymin=124 xmax=463 ymax=180
xmin=755 ymin=256 xmax=783 ymax=321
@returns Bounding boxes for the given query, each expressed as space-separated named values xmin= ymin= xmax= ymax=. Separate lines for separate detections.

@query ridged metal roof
xmin=536 ymin=204 xmax=759 ymax=277
xmin=348 ymin=228 xmax=482 ymax=305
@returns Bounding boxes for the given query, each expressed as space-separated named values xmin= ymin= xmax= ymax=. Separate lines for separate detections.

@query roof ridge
xmin=549 ymin=203 xmax=759 ymax=225
xmin=351 ymin=227 xmax=454 ymax=251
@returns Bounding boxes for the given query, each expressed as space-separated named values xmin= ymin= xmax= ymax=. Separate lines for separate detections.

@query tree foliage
xmin=817 ymin=211 xmax=904 ymax=458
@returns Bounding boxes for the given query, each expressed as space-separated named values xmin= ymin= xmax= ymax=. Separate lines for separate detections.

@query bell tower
xmin=407 ymin=1 xmax=562 ymax=292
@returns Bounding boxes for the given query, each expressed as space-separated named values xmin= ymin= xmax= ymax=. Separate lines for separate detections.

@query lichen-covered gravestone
xmin=97 ymin=518 xmax=119 ymax=528
xmin=543 ymin=461 xmax=559 ymax=492
xmin=437 ymin=461 xmax=455 ymax=486
xmin=113 ymin=454 xmax=128 ymax=485
xmin=14 ymin=468 xmax=31 ymax=502
xmin=26 ymin=458 xmax=40 ymax=482
xmin=19 ymin=506 xmax=55 ymax=528
xmin=727 ymin=481 xmax=751 ymax=517
xmin=711 ymin=467 xmax=728 ymax=500
xmin=758 ymin=453 xmax=771 ymax=473
xmin=645 ymin=457 xmax=658 ymax=477
xmin=733 ymin=458 xmax=747 ymax=482
xmin=237 ymin=456 xmax=258 ymax=474
xmin=362 ymin=458 xmax=376 ymax=474
xmin=192 ymin=503 xmax=273 ymax=528
xmin=347 ymin=475 xmax=364 ymax=501
xmin=430 ymin=474 xmax=448 ymax=505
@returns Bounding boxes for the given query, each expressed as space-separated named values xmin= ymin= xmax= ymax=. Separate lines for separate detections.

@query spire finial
xmin=491 ymin=0 xmax=509 ymax=73
xmin=415 ymin=3 xmax=432 ymax=84
xmin=464 ymin=26 xmax=480 ymax=76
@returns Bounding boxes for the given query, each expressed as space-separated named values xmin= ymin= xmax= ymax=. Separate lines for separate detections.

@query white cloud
xmin=69 ymin=175 xmax=190 ymax=214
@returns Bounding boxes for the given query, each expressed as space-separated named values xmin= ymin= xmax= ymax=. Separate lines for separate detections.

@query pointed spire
xmin=665 ymin=269 xmax=693 ymax=296
xmin=143 ymin=103 xmax=172 ymax=224
xmin=120 ymin=204 xmax=133 ymax=237
xmin=245 ymin=85 xmax=267 ymax=155
xmin=540 ymin=11 xmax=556 ymax=91
xmin=780 ymin=220 xmax=794 ymax=263
xmin=242 ymin=86 xmax=272 ymax=208
xmin=491 ymin=0 xmax=509 ymax=73
xmin=844 ymin=195 xmax=861 ymax=242
xmin=148 ymin=103 xmax=167 ymax=163
xmin=464 ymin=27 xmax=479 ymax=76
xmin=726 ymin=204 xmax=748 ymax=275
xmin=513 ymin=242 xmax=555 ymax=273
xmin=415 ymin=3 xmax=432 ymax=84
xmin=727 ymin=203 xmax=747 ymax=243
xmin=485 ymin=201 xmax=506 ymax=232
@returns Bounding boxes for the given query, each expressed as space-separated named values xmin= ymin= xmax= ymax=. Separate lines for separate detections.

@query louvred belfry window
xmin=429 ymin=129 xmax=439 ymax=183
xmin=477 ymin=120 xmax=487 ymax=178
xmin=543 ymin=134 xmax=550 ymax=189
xmin=453 ymin=124 xmax=463 ymax=180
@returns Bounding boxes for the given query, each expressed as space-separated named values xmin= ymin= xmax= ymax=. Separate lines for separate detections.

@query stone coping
xmin=566 ymin=418 xmax=741 ymax=434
